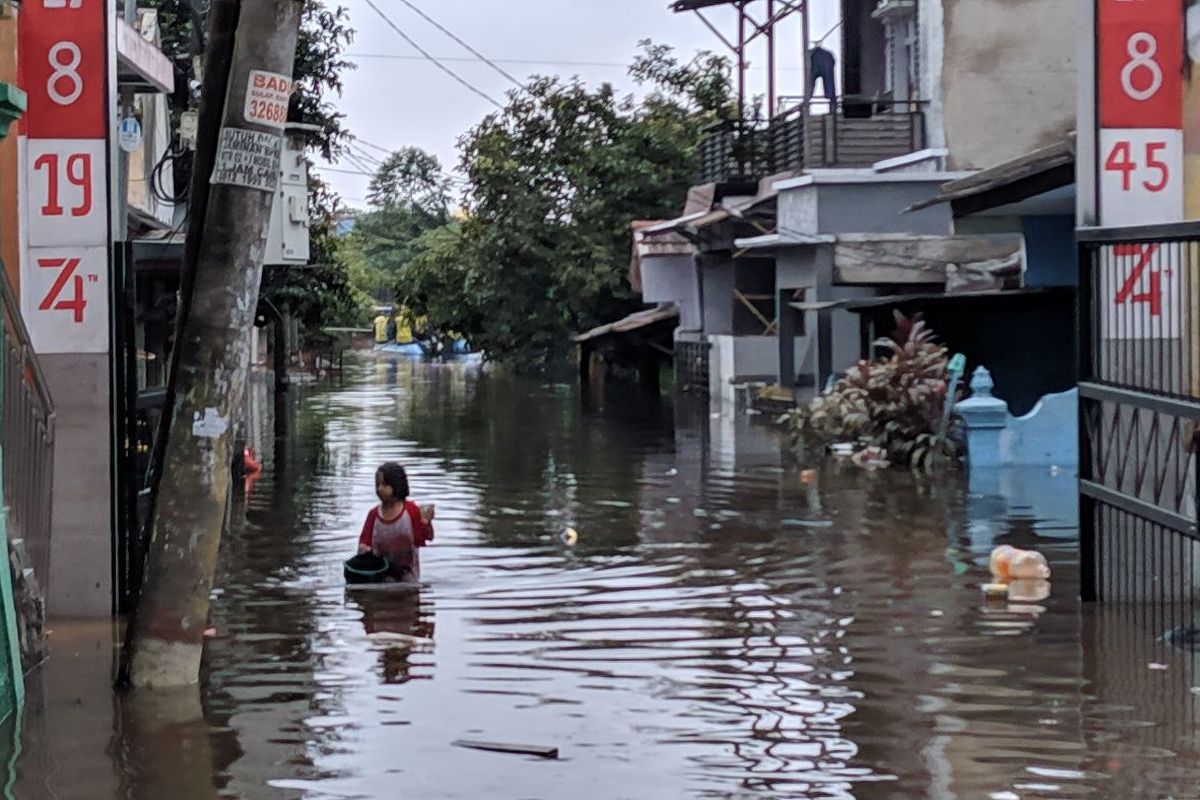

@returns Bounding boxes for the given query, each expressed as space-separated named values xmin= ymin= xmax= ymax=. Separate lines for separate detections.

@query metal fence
xmin=1078 ymin=224 xmax=1200 ymax=639
xmin=0 ymin=268 xmax=54 ymax=601
xmin=695 ymin=100 xmax=926 ymax=185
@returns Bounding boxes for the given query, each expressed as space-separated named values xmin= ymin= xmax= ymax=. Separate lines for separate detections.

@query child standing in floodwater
xmin=358 ymin=462 xmax=435 ymax=582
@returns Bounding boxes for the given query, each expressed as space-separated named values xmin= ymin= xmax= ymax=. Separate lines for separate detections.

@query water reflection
xmin=7 ymin=357 xmax=1200 ymax=798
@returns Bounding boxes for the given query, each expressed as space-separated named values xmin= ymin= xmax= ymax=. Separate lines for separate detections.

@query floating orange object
xmin=799 ymin=469 xmax=817 ymax=485
xmin=989 ymin=545 xmax=1050 ymax=582
xmin=243 ymin=447 xmax=262 ymax=475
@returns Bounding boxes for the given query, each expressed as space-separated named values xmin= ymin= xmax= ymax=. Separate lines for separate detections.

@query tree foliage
xmin=374 ymin=42 xmax=732 ymax=372
xmin=340 ymin=148 xmax=452 ymax=304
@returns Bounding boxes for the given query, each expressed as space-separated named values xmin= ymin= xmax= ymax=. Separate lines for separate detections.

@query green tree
xmin=395 ymin=42 xmax=731 ymax=372
xmin=342 ymin=148 xmax=452 ymax=304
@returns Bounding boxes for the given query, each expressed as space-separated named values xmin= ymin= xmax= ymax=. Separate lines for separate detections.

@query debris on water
xmin=1007 ymin=579 xmax=1051 ymax=603
xmin=989 ymin=792 xmax=1020 ymax=800
xmin=1161 ymin=625 xmax=1200 ymax=651
xmin=930 ymin=610 xmax=944 ymax=618
xmin=989 ymin=545 xmax=1051 ymax=581
xmin=799 ymin=469 xmax=817 ymax=484
xmin=452 ymin=739 xmax=559 ymax=759
xmin=666 ymin=497 xmax=681 ymax=504
xmin=595 ymin=500 xmax=632 ymax=508
xmin=1190 ymin=687 xmax=1200 ymax=695
xmin=1148 ymin=662 xmax=1169 ymax=671
xmin=666 ymin=468 xmax=678 ymax=477
xmin=560 ymin=528 xmax=579 ymax=546
xmin=782 ymin=518 xmax=834 ymax=529
xmin=1049 ymin=465 xmax=1061 ymax=476
xmin=981 ymin=583 xmax=1008 ymax=599
xmin=203 ymin=627 xmax=218 ymax=639
xmin=848 ymin=446 xmax=890 ymax=469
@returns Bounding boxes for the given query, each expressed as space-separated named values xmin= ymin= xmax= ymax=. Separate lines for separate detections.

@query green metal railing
xmin=0 ymin=265 xmax=55 ymax=720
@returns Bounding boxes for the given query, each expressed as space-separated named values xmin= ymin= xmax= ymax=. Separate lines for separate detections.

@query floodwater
xmin=9 ymin=358 xmax=1200 ymax=799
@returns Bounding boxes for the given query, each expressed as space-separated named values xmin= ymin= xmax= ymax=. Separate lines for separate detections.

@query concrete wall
xmin=700 ymin=259 xmax=734 ymax=336
xmin=42 ymin=355 xmax=112 ymax=616
xmin=776 ymin=179 xmax=954 ymax=237
xmin=1021 ymin=215 xmax=1076 ymax=287
xmin=640 ymin=254 xmax=700 ymax=332
xmin=939 ymin=0 xmax=1075 ymax=170
xmin=708 ymin=335 xmax=778 ymax=406
xmin=817 ymin=183 xmax=953 ymax=235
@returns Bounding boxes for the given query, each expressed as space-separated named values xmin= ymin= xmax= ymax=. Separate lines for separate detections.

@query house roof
xmin=907 ymin=135 xmax=1075 ymax=215
xmin=631 ymin=221 xmax=694 ymax=292
xmin=791 ymin=286 xmax=1071 ymax=312
xmin=573 ymin=304 xmax=680 ymax=344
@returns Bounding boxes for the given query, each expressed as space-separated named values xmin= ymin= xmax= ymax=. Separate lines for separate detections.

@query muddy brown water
xmin=8 ymin=358 xmax=1200 ymax=799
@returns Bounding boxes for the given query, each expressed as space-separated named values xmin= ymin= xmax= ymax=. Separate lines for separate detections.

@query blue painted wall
xmin=1021 ymin=215 xmax=1076 ymax=287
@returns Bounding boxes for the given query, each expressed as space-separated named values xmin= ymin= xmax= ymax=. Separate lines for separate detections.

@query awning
xmin=791 ymin=286 xmax=1071 ymax=313
xmin=117 ymin=13 xmax=173 ymax=93
xmin=734 ymin=231 xmax=834 ymax=251
xmin=640 ymin=196 xmax=756 ymax=236
xmin=906 ymin=135 xmax=1075 ymax=215
xmin=573 ymin=304 xmax=680 ymax=344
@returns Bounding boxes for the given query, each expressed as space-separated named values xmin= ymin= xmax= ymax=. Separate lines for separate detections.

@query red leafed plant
xmin=780 ymin=312 xmax=962 ymax=469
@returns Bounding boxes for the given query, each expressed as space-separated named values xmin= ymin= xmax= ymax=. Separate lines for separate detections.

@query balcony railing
xmin=1 ymin=264 xmax=54 ymax=667
xmin=695 ymin=98 xmax=926 ymax=185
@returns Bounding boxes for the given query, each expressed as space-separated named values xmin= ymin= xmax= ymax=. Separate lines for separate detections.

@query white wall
xmin=708 ymin=334 xmax=779 ymax=406
xmin=938 ymin=0 xmax=1076 ymax=169
xmin=641 ymin=255 xmax=700 ymax=331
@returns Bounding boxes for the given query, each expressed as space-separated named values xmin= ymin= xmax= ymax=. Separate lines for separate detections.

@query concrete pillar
xmin=955 ymin=366 xmax=1009 ymax=468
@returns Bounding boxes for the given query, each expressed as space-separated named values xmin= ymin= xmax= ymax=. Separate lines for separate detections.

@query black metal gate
xmin=1078 ymin=223 xmax=1200 ymax=634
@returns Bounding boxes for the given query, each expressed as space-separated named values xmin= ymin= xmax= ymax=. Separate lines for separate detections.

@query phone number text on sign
xmin=244 ymin=70 xmax=292 ymax=129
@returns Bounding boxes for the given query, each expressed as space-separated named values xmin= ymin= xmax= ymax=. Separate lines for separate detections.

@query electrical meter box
xmin=264 ymin=134 xmax=310 ymax=265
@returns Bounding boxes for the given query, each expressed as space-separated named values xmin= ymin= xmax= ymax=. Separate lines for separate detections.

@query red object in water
xmin=243 ymin=448 xmax=262 ymax=475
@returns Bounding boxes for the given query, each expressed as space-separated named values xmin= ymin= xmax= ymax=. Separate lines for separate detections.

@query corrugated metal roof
xmin=573 ymin=304 xmax=680 ymax=343
xmin=906 ymin=136 xmax=1075 ymax=212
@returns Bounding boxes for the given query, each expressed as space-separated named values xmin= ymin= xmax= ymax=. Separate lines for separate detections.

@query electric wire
xmin=390 ymin=0 xmax=523 ymax=87
xmin=360 ymin=0 xmax=503 ymax=109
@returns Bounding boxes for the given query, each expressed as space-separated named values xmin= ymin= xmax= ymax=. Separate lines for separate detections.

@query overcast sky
xmin=318 ymin=0 xmax=841 ymax=209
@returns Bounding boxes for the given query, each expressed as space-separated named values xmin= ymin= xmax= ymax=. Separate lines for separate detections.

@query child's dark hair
xmin=376 ymin=462 xmax=410 ymax=499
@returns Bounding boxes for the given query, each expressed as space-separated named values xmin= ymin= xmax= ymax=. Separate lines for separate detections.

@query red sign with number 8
xmin=18 ymin=0 xmax=106 ymax=139
xmin=1098 ymin=0 xmax=1182 ymax=129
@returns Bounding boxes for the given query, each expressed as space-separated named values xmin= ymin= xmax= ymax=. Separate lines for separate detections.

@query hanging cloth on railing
xmin=809 ymin=46 xmax=837 ymax=103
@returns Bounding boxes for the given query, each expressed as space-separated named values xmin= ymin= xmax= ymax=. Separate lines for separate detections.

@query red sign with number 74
xmin=21 ymin=247 xmax=108 ymax=353
xmin=1101 ymin=242 xmax=1180 ymax=339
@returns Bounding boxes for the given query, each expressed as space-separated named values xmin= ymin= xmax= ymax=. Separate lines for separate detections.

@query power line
xmin=348 ymin=52 xmax=628 ymax=69
xmin=343 ymin=151 xmax=379 ymax=177
xmin=346 ymin=142 xmax=384 ymax=166
xmin=321 ymin=166 xmax=376 ymax=177
xmin=390 ymin=0 xmax=523 ymax=88
xmin=348 ymin=52 xmax=812 ymax=73
xmin=352 ymin=137 xmax=394 ymax=155
xmin=360 ymin=0 xmax=503 ymax=109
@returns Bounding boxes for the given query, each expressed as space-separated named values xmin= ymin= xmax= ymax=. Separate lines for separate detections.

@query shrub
xmin=780 ymin=314 xmax=962 ymax=470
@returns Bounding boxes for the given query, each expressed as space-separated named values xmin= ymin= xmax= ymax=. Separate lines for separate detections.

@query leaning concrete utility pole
xmin=128 ymin=0 xmax=302 ymax=688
